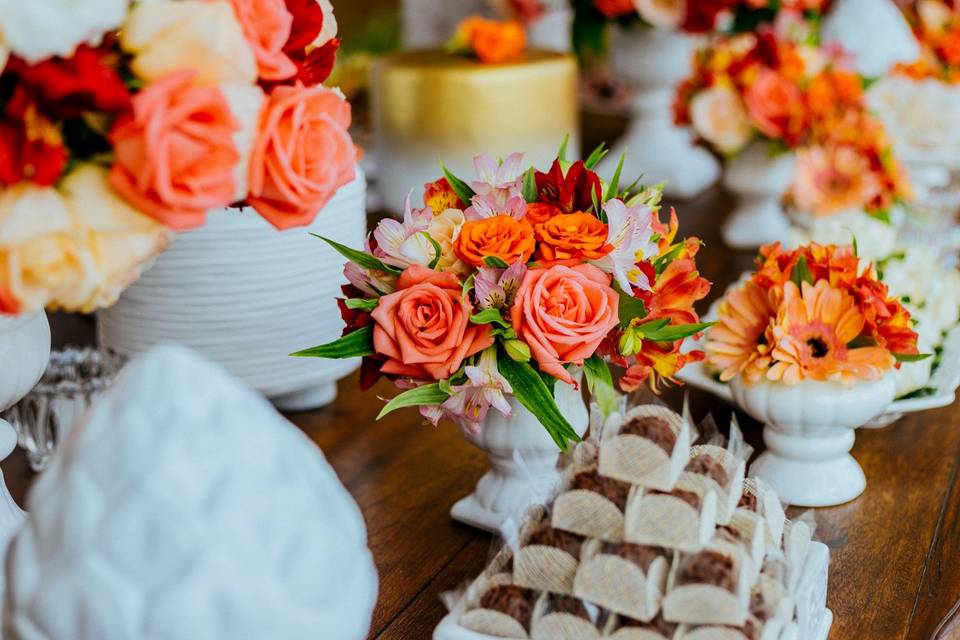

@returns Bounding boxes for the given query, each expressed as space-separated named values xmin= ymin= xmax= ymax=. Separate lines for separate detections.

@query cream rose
xmin=313 ymin=0 xmax=339 ymax=48
xmin=219 ymin=83 xmax=266 ymax=202
xmin=633 ymin=0 xmax=684 ymax=29
xmin=427 ymin=208 xmax=468 ymax=274
xmin=0 ymin=0 xmax=127 ymax=63
xmin=690 ymin=85 xmax=753 ymax=154
xmin=122 ymin=0 xmax=257 ymax=86
xmin=0 ymin=166 xmax=169 ymax=314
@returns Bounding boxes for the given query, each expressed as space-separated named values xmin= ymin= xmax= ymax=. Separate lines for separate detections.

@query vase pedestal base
xmin=450 ymin=466 xmax=559 ymax=534
xmin=722 ymin=197 xmax=792 ymax=250
xmin=271 ymin=382 xmax=338 ymax=413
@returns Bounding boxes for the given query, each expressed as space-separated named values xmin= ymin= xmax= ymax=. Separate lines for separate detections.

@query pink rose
xmin=743 ymin=68 xmax=803 ymax=142
xmin=247 ymin=83 xmax=356 ymax=230
xmin=371 ymin=265 xmax=494 ymax=381
xmin=229 ymin=0 xmax=297 ymax=81
xmin=510 ymin=263 xmax=619 ymax=386
xmin=109 ymin=70 xmax=240 ymax=231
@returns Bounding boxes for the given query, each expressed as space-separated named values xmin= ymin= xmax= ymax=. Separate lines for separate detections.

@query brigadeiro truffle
xmin=738 ymin=490 xmax=758 ymax=512
xmin=685 ymin=453 xmax=729 ymax=487
xmin=648 ymin=488 xmax=701 ymax=511
xmin=547 ymin=593 xmax=591 ymax=620
xmin=600 ymin=542 xmax=662 ymax=573
xmin=570 ymin=470 xmax=631 ymax=511
xmin=620 ymin=415 xmax=677 ymax=453
xmin=678 ymin=550 xmax=738 ymax=593
xmin=527 ymin=526 xmax=584 ymax=559
xmin=479 ymin=585 xmax=536 ymax=632
xmin=617 ymin=614 xmax=677 ymax=636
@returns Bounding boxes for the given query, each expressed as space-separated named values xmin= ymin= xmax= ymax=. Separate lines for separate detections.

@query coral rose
xmin=743 ymin=68 xmax=804 ymax=143
xmin=229 ymin=0 xmax=297 ymax=81
xmin=510 ymin=263 xmax=620 ymax=385
xmin=121 ymin=0 xmax=257 ymax=86
xmin=535 ymin=212 xmax=612 ymax=263
xmin=109 ymin=71 xmax=240 ymax=231
xmin=455 ymin=214 xmax=535 ymax=267
xmin=371 ymin=265 xmax=494 ymax=380
xmin=247 ymin=83 xmax=357 ymax=230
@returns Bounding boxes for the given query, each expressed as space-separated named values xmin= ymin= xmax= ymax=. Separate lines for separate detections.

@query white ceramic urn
xmin=602 ymin=26 xmax=720 ymax=199
xmin=451 ymin=379 xmax=588 ymax=533
xmin=722 ymin=141 xmax=795 ymax=250
xmin=731 ymin=374 xmax=896 ymax=507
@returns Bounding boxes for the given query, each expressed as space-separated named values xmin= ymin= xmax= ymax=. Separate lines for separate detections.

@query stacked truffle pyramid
xmin=436 ymin=403 xmax=833 ymax=640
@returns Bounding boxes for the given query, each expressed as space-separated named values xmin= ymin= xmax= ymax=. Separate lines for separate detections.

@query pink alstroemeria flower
xmin=474 ymin=261 xmax=528 ymax=309
xmin=465 ymin=191 xmax=528 ymax=221
xmin=441 ymin=348 xmax=513 ymax=433
xmin=469 ymin=152 xmax=526 ymax=206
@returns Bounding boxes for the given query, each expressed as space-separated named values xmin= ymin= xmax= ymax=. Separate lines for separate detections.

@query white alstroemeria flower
xmin=470 ymin=153 xmax=526 ymax=207
xmin=464 ymin=192 xmax=527 ymax=221
xmin=591 ymin=198 xmax=658 ymax=293
xmin=373 ymin=192 xmax=434 ymax=269
xmin=442 ymin=348 xmax=513 ymax=432
xmin=0 ymin=0 xmax=129 ymax=63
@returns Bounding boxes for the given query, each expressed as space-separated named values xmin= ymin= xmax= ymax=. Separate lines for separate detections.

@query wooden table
xmin=13 ymin=187 xmax=960 ymax=640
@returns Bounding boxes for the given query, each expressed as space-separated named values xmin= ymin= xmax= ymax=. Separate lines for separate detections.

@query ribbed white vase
xmin=98 ymin=169 xmax=367 ymax=411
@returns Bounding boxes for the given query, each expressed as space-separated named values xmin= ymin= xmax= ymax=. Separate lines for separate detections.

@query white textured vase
xmin=450 ymin=380 xmax=589 ymax=533
xmin=731 ymin=374 xmax=896 ymax=507
xmin=0 ymin=312 xmax=48 ymax=600
xmin=98 ymin=170 xmax=367 ymax=411
xmin=723 ymin=141 xmax=795 ymax=250
xmin=603 ymin=27 xmax=720 ymax=199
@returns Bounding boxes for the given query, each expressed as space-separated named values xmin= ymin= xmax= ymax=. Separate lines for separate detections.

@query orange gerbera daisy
xmin=707 ymin=280 xmax=777 ymax=383
xmin=767 ymin=280 xmax=895 ymax=385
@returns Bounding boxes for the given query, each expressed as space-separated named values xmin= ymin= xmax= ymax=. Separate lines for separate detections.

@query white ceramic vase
xmin=450 ymin=379 xmax=589 ymax=533
xmin=603 ymin=27 xmax=720 ymax=199
xmin=731 ymin=374 xmax=896 ymax=507
xmin=98 ymin=170 xmax=367 ymax=411
xmin=0 ymin=313 xmax=47 ymax=565
xmin=722 ymin=141 xmax=795 ymax=250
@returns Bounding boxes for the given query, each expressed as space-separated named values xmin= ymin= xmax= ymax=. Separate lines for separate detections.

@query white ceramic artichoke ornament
xmin=821 ymin=0 xmax=920 ymax=77
xmin=3 ymin=346 xmax=377 ymax=640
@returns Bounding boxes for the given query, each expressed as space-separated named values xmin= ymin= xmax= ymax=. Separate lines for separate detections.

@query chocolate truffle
xmin=570 ymin=470 xmax=631 ymax=511
xmin=479 ymin=585 xmax=536 ymax=631
xmin=600 ymin=541 xmax=661 ymax=573
xmin=618 ymin=614 xmax=677 ymax=637
xmin=649 ymin=488 xmax=701 ymax=510
xmin=547 ymin=593 xmax=590 ymax=620
xmin=685 ymin=454 xmax=730 ymax=487
xmin=678 ymin=550 xmax=738 ymax=593
xmin=620 ymin=415 xmax=677 ymax=453
xmin=527 ymin=526 xmax=584 ymax=559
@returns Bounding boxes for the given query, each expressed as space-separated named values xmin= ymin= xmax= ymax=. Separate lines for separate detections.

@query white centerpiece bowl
xmin=731 ymin=374 xmax=895 ymax=507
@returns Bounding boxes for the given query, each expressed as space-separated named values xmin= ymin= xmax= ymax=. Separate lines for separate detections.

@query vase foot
xmin=271 ymin=382 xmax=337 ymax=412
xmin=450 ymin=494 xmax=511 ymax=534
xmin=750 ymin=451 xmax=865 ymax=507
xmin=722 ymin=200 xmax=791 ymax=250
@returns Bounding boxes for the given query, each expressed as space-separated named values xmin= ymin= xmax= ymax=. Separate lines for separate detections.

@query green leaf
xmin=852 ymin=235 xmax=858 ymax=257
xmin=344 ymin=298 xmax=378 ymax=311
xmin=497 ymin=355 xmax=581 ymax=451
xmin=312 ymin=234 xmax=400 ymax=274
xmin=440 ymin=161 xmax=476 ymax=205
xmin=522 ymin=168 xmax=539 ymax=203
xmin=604 ymin=152 xmax=626 ymax=202
xmin=634 ymin=318 xmax=670 ymax=334
xmin=899 ymin=386 xmax=937 ymax=399
xmin=584 ymin=142 xmax=608 ymax=170
xmin=791 ymin=255 xmax=813 ymax=287
xmin=617 ymin=292 xmax=647 ymax=328
xmin=583 ymin=355 xmax=618 ymax=416
xmin=291 ymin=325 xmax=375 ymax=358
xmin=483 ymin=255 xmax=510 ymax=269
xmin=653 ymin=244 xmax=684 ymax=274
xmin=461 ymin=272 xmax=476 ymax=299
xmin=376 ymin=383 xmax=450 ymax=420
xmin=470 ymin=308 xmax=512 ymax=329
xmin=557 ymin=134 xmax=570 ymax=163
xmin=421 ymin=232 xmax=444 ymax=270
xmin=894 ymin=352 xmax=933 ymax=363
xmin=591 ymin=188 xmax=601 ymax=217
xmin=643 ymin=321 xmax=715 ymax=342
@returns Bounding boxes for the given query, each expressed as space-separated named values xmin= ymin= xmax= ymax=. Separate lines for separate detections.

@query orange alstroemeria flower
xmin=534 ymin=212 xmax=612 ymax=263
xmin=422 ymin=177 xmax=464 ymax=215
xmin=647 ymin=258 xmax=712 ymax=325
xmin=454 ymin=214 xmax=535 ymax=267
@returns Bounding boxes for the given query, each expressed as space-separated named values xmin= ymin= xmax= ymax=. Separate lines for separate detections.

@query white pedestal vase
xmin=451 ymin=379 xmax=588 ymax=533
xmin=0 ymin=313 xmax=47 ymax=568
xmin=730 ymin=374 xmax=896 ymax=507
xmin=98 ymin=170 xmax=367 ymax=411
xmin=602 ymin=27 xmax=720 ymax=199
xmin=722 ymin=142 xmax=795 ymax=250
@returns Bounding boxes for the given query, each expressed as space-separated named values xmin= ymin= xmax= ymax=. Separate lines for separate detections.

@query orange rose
xmin=510 ymin=264 xmax=619 ymax=385
xmin=229 ymin=0 xmax=297 ymax=81
xmin=460 ymin=17 xmax=526 ymax=64
xmin=523 ymin=202 xmax=559 ymax=225
xmin=371 ymin=265 xmax=494 ymax=380
xmin=743 ymin=68 xmax=804 ymax=143
xmin=454 ymin=214 xmax=535 ymax=267
xmin=534 ymin=212 xmax=612 ymax=263
xmin=247 ymin=83 xmax=357 ymax=230
xmin=109 ymin=70 xmax=240 ymax=231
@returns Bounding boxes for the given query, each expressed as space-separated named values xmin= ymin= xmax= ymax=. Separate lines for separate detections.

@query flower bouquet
xmin=674 ymin=26 xmax=910 ymax=247
xmin=296 ymin=143 xmax=711 ymax=529
xmin=705 ymin=242 xmax=923 ymax=505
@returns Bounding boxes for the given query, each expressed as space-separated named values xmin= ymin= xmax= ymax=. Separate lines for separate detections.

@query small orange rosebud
xmin=534 ymin=211 xmax=612 ymax=263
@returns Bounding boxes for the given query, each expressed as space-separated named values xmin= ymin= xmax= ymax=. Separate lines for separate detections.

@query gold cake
xmin=372 ymin=49 xmax=579 ymax=211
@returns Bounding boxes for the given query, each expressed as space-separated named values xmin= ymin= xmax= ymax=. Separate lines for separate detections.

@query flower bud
xmin=504 ymin=339 xmax=531 ymax=362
